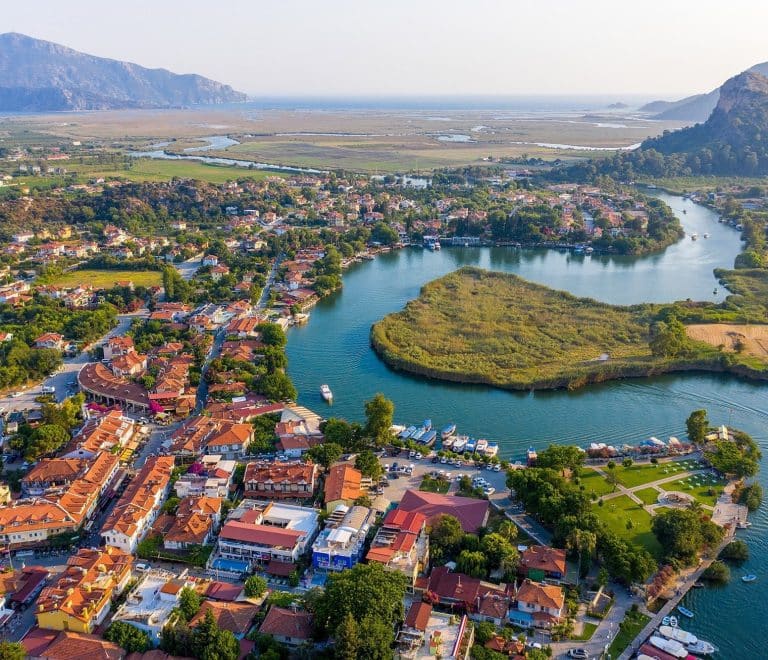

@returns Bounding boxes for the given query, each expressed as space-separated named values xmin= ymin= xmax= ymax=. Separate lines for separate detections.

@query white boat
xmin=441 ymin=423 xmax=456 ymax=439
xmin=475 ymin=439 xmax=488 ymax=454
xmin=452 ymin=436 xmax=468 ymax=452
xmin=742 ymin=574 xmax=757 ymax=582
xmin=484 ymin=442 xmax=499 ymax=457
xmin=661 ymin=615 xmax=678 ymax=627
xmin=659 ymin=625 xmax=695 ymax=645
xmin=442 ymin=436 xmax=456 ymax=449
xmin=737 ymin=520 xmax=752 ymax=529
xmin=649 ymin=635 xmax=687 ymax=658
xmin=320 ymin=384 xmax=333 ymax=402
xmin=690 ymin=233 xmax=698 ymax=240
xmin=687 ymin=640 xmax=717 ymax=655
xmin=703 ymin=232 xmax=710 ymax=238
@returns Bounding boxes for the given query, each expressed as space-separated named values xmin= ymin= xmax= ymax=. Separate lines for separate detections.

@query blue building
xmin=311 ymin=505 xmax=375 ymax=571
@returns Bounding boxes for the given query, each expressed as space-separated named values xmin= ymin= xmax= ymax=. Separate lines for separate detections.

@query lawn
xmin=592 ymin=495 xmax=663 ymax=559
xmin=659 ymin=475 xmax=726 ymax=506
xmin=420 ymin=476 xmax=451 ymax=494
xmin=608 ymin=609 xmax=651 ymax=658
xmin=572 ymin=621 xmax=598 ymax=642
xmin=579 ymin=469 xmax=616 ymax=498
xmin=39 ymin=269 xmax=163 ymax=289
xmin=634 ymin=487 xmax=661 ymax=506
xmin=613 ymin=462 xmax=667 ymax=488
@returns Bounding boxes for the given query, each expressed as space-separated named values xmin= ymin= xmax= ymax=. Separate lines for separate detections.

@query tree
xmin=334 ymin=612 xmax=360 ymax=660
xmin=308 ymin=442 xmax=343 ymax=468
xmin=535 ymin=444 xmax=585 ymax=476
xmin=0 ymin=641 xmax=26 ymax=660
xmin=650 ymin=316 xmax=688 ymax=358
xmin=315 ymin=562 xmax=408 ymax=637
xmin=566 ymin=529 xmax=597 ymax=585
xmin=702 ymin=560 xmax=730 ymax=584
xmin=357 ymin=615 xmax=395 ymax=660
xmin=192 ymin=608 xmax=239 ymax=660
xmin=456 ymin=550 xmax=487 ymax=578
xmin=259 ymin=371 xmax=297 ymax=401
xmin=24 ymin=423 xmax=70 ymax=460
xmin=258 ymin=322 xmax=287 ymax=348
xmin=162 ymin=496 xmax=180 ymax=514
xmin=652 ymin=508 xmax=723 ymax=564
xmin=104 ymin=621 xmax=152 ymax=653
xmin=178 ymin=586 xmax=202 ymax=621
xmin=622 ymin=458 xmax=633 ymax=468
xmin=705 ymin=439 xmax=760 ymax=478
xmin=481 ymin=532 xmax=519 ymax=575
xmin=363 ymin=393 xmax=394 ymax=445
xmin=428 ymin=514 xmax=464 ymax=565
xmin=322 ymin=418 xmax=358 ymax=450
xmin=496 ymin=520 xmax=518 ymax=543
xmin=354 ymin=449 xmax=383 ymax=480
xmin=597 ymin=567 xmax=609 ymax=589
xmin=244 ymin=575 xmax=268 ymax=598
xmin=686 ymin=409 xmax=709 ymax=443
xmin=473 ymin=621 xmax=497 ymax=645
xmin=720 ymin=539 xmax=749 ymax=562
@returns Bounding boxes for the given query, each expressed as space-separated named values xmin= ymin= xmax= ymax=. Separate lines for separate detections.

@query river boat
xmin=442 ymin=436 xmax=455 ymax=450
xmin=423 ymin=419 xmax=432 ymax=431
xmin=649 ymin=635 xmax=687 ymax=658
xmin=411 ymin=427 xmax=426 ymax=442
xmin=320 ymin=384 xmax=333 ymax=402
xmin=677 ymin=606 xmax=694 ymax=618
xmin=400 ymin=425 xmax=417 ymax=439
xmin=703 ymin=232 xmax=710 ymax=238
xmin=475 ymin=439 xmax=488 ymax=454
xmin=484 ymin=442 xmax=499 ymax=457
xmin=441 ymin=423 xmax=456 ymax=439
xmin=465 ymin=437 xmax=477 ymax=453
xmin=453 ymin=436 xmax=468 ymax=452
xmin=659 ymin=625 xmax=695 ymax=644
xmin=692 ymin=581 xmax=704 ymax=588
xmin=687 ymin=640 xmax=717 ymax=655
xmin=742 ymin=574 xmax=757 ymax=583
xmin=737 ymin=520 xmax=752 ymax=529
xmin=421 ymin=430 xmax=437 ymax=446
xmin=527 ymin=446 xmax=538 ymax=466
xmin=690 ymin=233 xmax=698 ymax=240
xmin=585 ymin=246 xmax=594 ymax=254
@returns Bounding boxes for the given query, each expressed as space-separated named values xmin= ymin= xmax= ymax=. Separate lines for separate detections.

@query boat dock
xmin=618 ymin=532 xmax=736 ymax=660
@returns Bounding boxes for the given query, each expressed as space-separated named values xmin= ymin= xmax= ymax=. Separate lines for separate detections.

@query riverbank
xmin=370 ymin=267 xmax=768 ymax=391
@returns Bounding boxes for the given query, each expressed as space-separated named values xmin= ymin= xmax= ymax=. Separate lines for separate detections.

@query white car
xmin=484 ymin=487 xmax=496 ymax=496
xmin=493 ymin=464 xmax=501 ymax=472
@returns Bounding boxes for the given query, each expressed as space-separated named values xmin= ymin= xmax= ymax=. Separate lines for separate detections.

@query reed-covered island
xmin=370 ymin=267 xmax=768 ymax=390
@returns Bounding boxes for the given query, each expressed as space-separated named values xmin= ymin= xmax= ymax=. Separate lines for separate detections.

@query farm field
xmin=40 ymin=269 xmax=163 ymax=289
xmin=685 ymin=323 xmax=768 ymax=358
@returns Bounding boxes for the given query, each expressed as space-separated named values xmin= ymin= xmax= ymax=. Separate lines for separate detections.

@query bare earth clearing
xmin=685 ymin=323 xmax=768 ymax=357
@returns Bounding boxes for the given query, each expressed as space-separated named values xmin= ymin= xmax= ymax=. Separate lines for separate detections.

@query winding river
xmin=286 ymin=192 xmax=766 ymax=658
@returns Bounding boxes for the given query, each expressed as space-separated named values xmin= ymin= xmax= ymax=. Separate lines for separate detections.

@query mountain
xmin=640 ymin=71 xmax=768 ymax=174
xmin=0 ymin=33 xmax=247 ymax=111
xmin=641 ymin=61 xmax=768 ymax=122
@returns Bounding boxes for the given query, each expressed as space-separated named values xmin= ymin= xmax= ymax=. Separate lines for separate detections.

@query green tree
xmin=334 ymin=612 xmax=360 ymax=660
xmin=496 ymin=520 xmax=518 ymax=543
xmin=0 ymin=641 xmax=26 ymax=660
xmin=104 ymin=621 xmax=152 ymax=653
xmin=358 ymin=615 xmax=396 ymax=660
xmin=428 ymin=514 xmax=464 ymax=565
xmin=322 ymin=418 xmax=358 ymax=450
xmin=473 ymin=621 xmax=497 ymax=644
xmin=354 ymin=449 xmax=383 ymax=480
xmin=650 ymin=316 xmax=688 ymax=358
xmin=720 ymin=539 xmax=749 ymax=562
xmin=178 ymin=586 xmax=202 ymax=621
xmin=481 ymin=532 xmax=519 ymax=574
xmin=686 ymin=409 xmax=709 ymax=443
xmin=456 ymin=550 xmax=487 ymax=578
xmin=162 ymin=496 xmax=180 ymax=514
xmin=308 ymin=442 xmax=343 ymax=468
xmin=363 ymin=393 xmax=394 ymax=445
xmin=259 ymin=371 xmax=297 ymax=401
xmin=258 ymin=322 xmax=288 ymax=348
xmin=244 ymin=575 xmax=268 ymax=598
xmin=192 ymin=608 xmax=239 ymax=660
xmin=25 ymin=423 xmax=70 ymax=460
xmin=567 ymin=529 xmax=597 ymax=585
xmin=535 ymin=444 xmax=585 ymax=476
xmin=702 ymin=560 xmax=730 ymax=584
xmin=652 ymin=508 xmax=724 ymax=564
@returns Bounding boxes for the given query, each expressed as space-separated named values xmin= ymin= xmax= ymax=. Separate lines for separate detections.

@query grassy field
xmin=578 ymin=469 xmax=617 ymax=498
xmin=634 ymin=487 xmax=662 ymax=505
xmin=608 ymin=609 xmax=651 ymax=657
xmin=659 ymin=475 xmax=726 ymax=506
xmin=613 ymin=463 xmax=668 ymax=488
xmin=572 ymin=621 xmax=599 ymax=642
xmin=39 ymin=269 xmax=163 ymax=289
xmin=122 ymin=159 xmax=288 ymax=183
xmin=592 ymin=495 xmax=662 ymax=559
xmin=637 ymin=176 xmax=768 ymax=194
xmin=370 ymin=267 xmax=733 ymax=391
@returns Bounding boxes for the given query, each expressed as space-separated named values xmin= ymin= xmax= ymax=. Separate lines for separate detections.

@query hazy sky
xmin=4 ymin=0 xmax=768 ymax=99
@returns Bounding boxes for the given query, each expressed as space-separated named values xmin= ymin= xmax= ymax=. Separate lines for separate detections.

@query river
xmin=285 ymin=192 xmax=765 ymax=658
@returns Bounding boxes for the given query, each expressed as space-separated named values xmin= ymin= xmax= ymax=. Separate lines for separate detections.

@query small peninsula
xmin=371 ymin=267 xmax=768 ymax=390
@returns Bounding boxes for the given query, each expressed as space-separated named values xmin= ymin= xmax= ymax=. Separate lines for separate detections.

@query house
xmin=36 ymin=546 xmax=133 ymax=634
xmin=210 ymin=264 xmax=230 ymax=281
xmin=258 ymin=606 xmax=313 ymax=647
xmin=311 ymin=505 xmax=375 ymax=571
xmin=519 ymin=545 xmax=567 ymax=581
xmin=204 ymin=423 xmax=253 ymax=459
xmin=397 ymin=490 xmax=489 ymax=533
xmin=174 ymin=455 xmax=236 ymax=499
xmin=21 ymin=458 xmax=87 ymax=495
xmin=103 ymin=336 xmax=135 ymax=361
xmin=323 ymin=464 xmax=363 ymax=511
xmin=212 ymin=500 xmax=319 ymax=572
xmin=111 ymin=569 xmax=195 ymax=645
xmin=226 ymin=316 xmax=262 ymax=338
xmin=34 ymin=332 xmax=65 ymax=350
xmin=243 ymin=461 xmax=318 ymax=500
xmin=202 ymin=254 xmax=219 ymax=267
xmin=509 ymin=579 xmax=565 ymax=629
xmin=366 ymin=508 xmax=429 ymax=587
xmin=100 ymin=456 xmax=175 ymax=553
xmin=275 ymin=406 xmax=324 ymax=457
xmin=470 ymin=591 xmax=511 ymax=627
xmin=156 ymin=495 xmax=222 ymax=550
xmin=22 ymin=629 xmax=125 ymax=660
xmin=111 ymin=351 xmax=148 ymax=378
xmin=189 ymin=600 xmax=259 ymax=639
xmin=396 ymin=605 xmax=474 ymax=660
xmin=0 ymin=500 xmax=79 ymax=546
xmin=0 ymin=566 xmax=49 ymax=609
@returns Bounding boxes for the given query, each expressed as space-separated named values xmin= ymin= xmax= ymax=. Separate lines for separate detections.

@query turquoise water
xmin=286 ymin=193 xmax=765 ymax=657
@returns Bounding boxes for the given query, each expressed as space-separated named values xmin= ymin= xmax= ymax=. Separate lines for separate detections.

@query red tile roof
xmin=219 ymin=520 xmax=305 ymax=548
xmin=404 ymin=601 xmax=432 ymax=631
xmin=324 ymin=464 xmax=362 ymax=503
xmin=398 ymin=489 xmax=489 ymax=532
xmin=520 ymin=545 xmax=567 ymax=575
xmin=259 ymin=606 xmax=313 ymax=640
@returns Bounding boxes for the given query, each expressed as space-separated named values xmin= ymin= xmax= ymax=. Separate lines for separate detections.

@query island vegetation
xmin=371 ymin=267 xmax=768 ymax=391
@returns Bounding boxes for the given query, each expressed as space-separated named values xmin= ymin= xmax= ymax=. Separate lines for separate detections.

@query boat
xmin=687 ymin=640 xmax=717 ymax=655
xmin=421 ymin=430 xmax=437 ymax=447
xmin=737 ymin=520 xmax=752 ymax=529
xmin=703 ymin=232 xmax=710 ymax=238
xmin=475 ymin=439 xmax=488 ymax=454
xmin=441 ymin=423 xmax=456 ymax=439
xmin=677 ymin=606 xmax=694 ymax=618
xmin=692 ymin=581 xmax=704 ymax=588
xmin=484 ymin=442 xmax=499 ymax=457
xmin=452 ymin=436 xmax=468 ymax=452
xmin=742 ymin=574 xmax=757 ymax=583
xmin=526 ymin=446 xmax=538 ymax=466
xmin=441 ymin=436 xmax=455 ymax=450
xmin=661 ymin=615 xmax=678 ymax=627
xmin=649 ymin=635 xmax=687 ymax=658
xmin=411 ymin=427 xmax=426 ymax=442
xmin=690 ymin=233 xmax=698 ymax=240
xmin=585 ymin=246 xmax=594 ymax=255
xmin=660 ymin=625 xmax=695 ymax=644
xmin=399 ymin=425 xmax=417 ymax=439
xmin=465 ymin=437 xmax=477 ymax=453
xmin=423 ymin=419 xmax=432 ymax=432
xmin=320 ymin=384 xmax=333 ymax=402
xmin=713 ymin=288 xmax=718 ymax=295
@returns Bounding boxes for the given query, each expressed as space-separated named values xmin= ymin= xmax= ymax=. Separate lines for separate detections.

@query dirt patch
xmin=686 ymin=323 xmax=768 ymax=357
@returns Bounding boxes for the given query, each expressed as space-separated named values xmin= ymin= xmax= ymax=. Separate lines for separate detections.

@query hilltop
xmin=0 ymin=33 xmax=246 ymax=111
xmin=641 ymin=61 xmax=768 ymax=122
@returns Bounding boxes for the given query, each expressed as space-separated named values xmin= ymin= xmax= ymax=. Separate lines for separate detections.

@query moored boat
xmin=465 ymin=437 xmax=477 ymax=453
xmin=411 ymin=427 xmax=426 ymax=442
xmin=676 ymin=606 xmax=694 ymax=618
xmin=649 ymin=635 xmax=687 ymax=658
xmin=441 ymin=423 xmax=456 ymax=439
xmin=742 ymin=573 xmax=757 ymax=582
xmin=421 ymin=429 xmax=437 ymax=446
xmin=475 ymin=439 xmax=488 ymax=454
xmin=453 ymin=435 xmax=468 ymax=452
xmin=484 ymin=442 xmax=499 ymax=457
xmin=423 ymin=419 xmax=432 ymax=431
xmin=526 ymin=446 xmax=538 ymax=466
xmin=441 ymin=436 xmax=455 ymax=450
xmin=320 ymin=384 xmax=333 ymax=402
xmin=659 ymin=625 xmax=696 ymax=645
xmin=400 ymin=425 xmax=417 ymax=439
xmin=687 ymin=640 xmax=717 ymax=655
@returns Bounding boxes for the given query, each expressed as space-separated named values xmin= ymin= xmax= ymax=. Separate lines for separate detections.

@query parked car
xmin=568 ymin=650 xmax=588 ymax=659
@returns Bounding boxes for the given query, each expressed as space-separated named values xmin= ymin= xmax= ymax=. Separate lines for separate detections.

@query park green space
xmin=608 ymin=610 xmax=651 ymax=658
xmin=39 ymin=269 xmax=163 ymax=289
xmin=578 ymin=469 xmax=616 ymax=498
xmin=659 ymin=475 xmax=726 ymax=507
xmin=591 ymin=495 xmax=663 ymax=559
xmin=634 ymin=487 xmax=661 ymax=505
xmin=612 ymin=462 xmax=668 ymax=488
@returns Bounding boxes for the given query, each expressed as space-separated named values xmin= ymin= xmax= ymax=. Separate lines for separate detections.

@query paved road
xmin=174 ymin=253 xmax=203 ymax=281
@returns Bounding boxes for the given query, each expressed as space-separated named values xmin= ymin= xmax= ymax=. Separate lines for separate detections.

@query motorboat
xmin=703 ymin=232 xmax=710 ymax=238
xmin=320 ymin=384 xmax=333 ymax=402
xmin=441 ymin=436 xmax=455 ymax=450
xmin=453 ymin=436 xmax=468 ymax=452
xmin=742 ymin=574 xmax=757 ymax=583
xmin=423 ymin=419 xmax=432 ymax=431
xmin=677 ymin=606 xmax=694 ymax=618
xmin=475 ymin=439 xmax=488 ymax=454
xmin=400 ymin=425 xmax=417 ymax=439
xmin=737 ymin=520 xmax=752 ymax=529
xmin=649 ymin=635 xmax=687 ymax=658
xmin=485 ymin=442 xmax=499 ymax=457
xmin=662 ymin=615 xmax=678 ymax=627
xmin=441 ymin=423 xmax=456 ymax=439
xmin=692 ymin=581 xmax=704 ymax=588
xmin=659 ymin=625 xmax=717 ymax=655
xmin=690 ymin=233 xmax=698 ymax=240
xmin=688 ymin=640 xmax=717 ymax=655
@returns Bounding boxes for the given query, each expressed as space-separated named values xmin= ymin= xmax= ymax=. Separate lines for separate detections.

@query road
xmin=174 ymin=253 xmax=203 ymax=281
